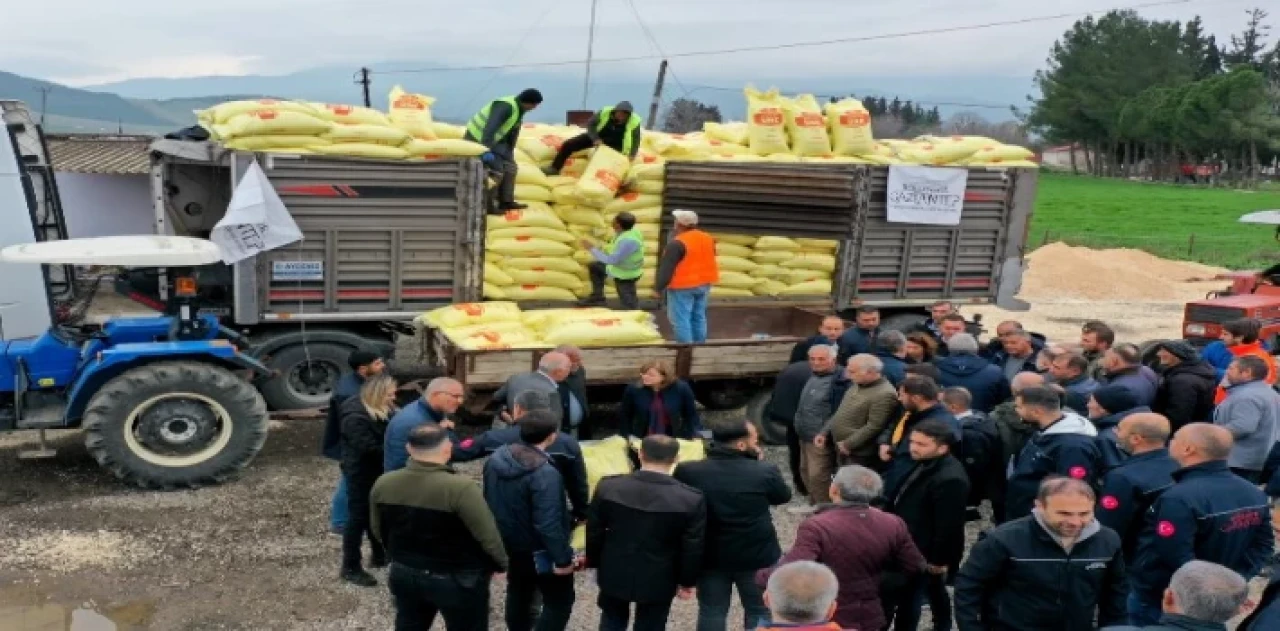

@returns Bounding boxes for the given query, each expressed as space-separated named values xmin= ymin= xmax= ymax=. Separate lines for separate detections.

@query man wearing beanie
xmin=1152 ymin=340 xmax=1217 ymax=432
xmin=1088 ymin=385 xmax=1148 ymax=471
xmin=549 ymin=101 xmax=643 ymax=173
xmin=465 ymin=89 xmax=544 ymax=211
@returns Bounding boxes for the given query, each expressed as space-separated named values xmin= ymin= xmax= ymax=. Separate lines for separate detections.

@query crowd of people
xmin=318 ymin=301 xmax=1280 ymax=630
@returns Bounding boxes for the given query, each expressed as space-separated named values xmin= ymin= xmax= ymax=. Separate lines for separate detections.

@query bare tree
xmin=871 ymin=114 xmax=906 ymax=139
xmin=661 ymin=98 xmax=722 ymax=133
xmin=945 ymin=111 xmax=988 ymax=136
xmin=943 ymin=111 xmax=1031 ymax=145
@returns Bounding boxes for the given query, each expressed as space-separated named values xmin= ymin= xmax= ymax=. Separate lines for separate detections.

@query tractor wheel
xmin=83 ymin=361 xmax=269 ymax=490
xmin=258 ymin=342 xmax=352 ymax=410
xmin=744 ymin=390 xmax=787 ymax=446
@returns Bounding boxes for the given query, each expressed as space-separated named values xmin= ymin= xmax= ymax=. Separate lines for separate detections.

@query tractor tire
xmin=258 ymin=342 xmax=352 ymax=410
xmin=881 ymin=313 xmax=928 ymax=334
xmin=83 ymin=361 xmax=268 ymax=490
xmin=744 ymin=390 xmax=787 ymax=446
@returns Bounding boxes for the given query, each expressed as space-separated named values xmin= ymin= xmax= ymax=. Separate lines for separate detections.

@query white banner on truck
xmin=886 ymin=165 xmax=968 ymax=226
xmin=212 ymin=160 xmax=303 ymax=264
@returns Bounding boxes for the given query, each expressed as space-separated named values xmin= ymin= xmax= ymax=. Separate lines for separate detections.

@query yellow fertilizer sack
xmin=504 ymin=268 xmax=584 ymax=291
xmin=422 ymin=301 xmax=522 ymax=328
xmin=572 ymin=436 xmax=638 ymax=548
xmin=542 ymin=318 xmax=662 ymax=346
xmin=894 ymin=140 xmax=979 ymax=166
xmin=628 ymin=180 xmax=665 ymax=195
xmin=826 ymin=98 xmax=875 ymax=156
xmin=488 ymin=237 xmax=573 ymax=258
xmin=712 ymin=233 xmax=758 ymax=247
xmin=485 ymin=262 xmax=514 ymax=286
xmin=516 ymin=164 xmax=550 ymax=187
xmin=717 ymin=271 xmax=760 ymax=290
xmin=487 ymin=207 xmax=565 ymax=231
xmin=755 ymin=236 xmax=802 ymax=251
xmin=198 ymin=99 xmax=318 ymax=125
xmin=503 ymin=258 xmax=585 ymax=276
xmin=745 ymin=86 xmax=790 ymax=156
xmin=753 ymin=279 xmax=789 ymax=297
xmin=574 ymin=147 xmax=631 ymax=207
xmin=311 ymin=103 xmax=391 ymax=127
xmin=514 ymin=185 xmax=553 ymax=204
xmin=559 ymin=207 xmax=606 ymax=229
xmin=522 ymin=307 xmax=610 ymax=330
xmin=552 ymin=310 xmax=653 ymax=330
xmin=444 ymin=320 xmax=528 ymax=339
xmin=711 ymin=286 xmax=754 ymax=298
xmin=430 ymin=122 xmax=465 ymax=140
xmin=750 ymin=265 xmax=790 ymax=281
xmin=781 ymin=279 xmax=832 ymax=296
xmin=703 ymin=122 xmax=749 ymax=146
xmin=216 ymin=109 xmax=332 ymax=139
xmin=322 ymin=124 xmax=409 ymax=146
xmin=223 ymin=135 xmax=331 ymax=151
xmin=402 ymin=139 xmax=488 ymax=158
xmin=968 ymin=142 xmax=1035 ymax=162
xmin=784 ymin=94 xmax=832 ymax=157
xmin=504 ymin=285 xmax=579 ymax=302
xmin=714 ymin=243 xmax=754 ymax=258
xmin=312 ymin=143 xmax=410 ymax=160
xmin=559 ymin=155 xmax=590 ymax=179
xmin=547 ymin=175 xmax=578 ymax=188
xmin=629 ymin=163 xmax=666 ymax=182
xmin=489 ymin=226 xmax=575 ymax=244
xmin=796 ymin=238 xmax=839 ymax=252
xmin=970 ymin=159 xmax=1039 ymax=168
xmin=751 ymin=250 xmax=796 ymax=265
xmin=518 ymin=132 xmax=569 ymax=163
xmin=387 ymin=85 xmax=437 ymax=140
xmin=484 ymin=283 xmax=508 ymax=299
xmin=717 ymin=256 xmax=759 ymax=274
xmin=783 ymin=269 xmax=832 ymax=285
xmin=781 ymin=253 xmax=837 ymax=272
xmin=452 ymin=329 xmax=544 ymax=350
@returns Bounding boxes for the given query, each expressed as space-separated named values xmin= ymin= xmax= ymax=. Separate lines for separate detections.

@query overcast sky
xmin=0 ymin=0 xmax=1265 ymax=86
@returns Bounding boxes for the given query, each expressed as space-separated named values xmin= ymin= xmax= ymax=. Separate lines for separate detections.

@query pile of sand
xmin=1019 ymin=242 xmax=1228 ymax=301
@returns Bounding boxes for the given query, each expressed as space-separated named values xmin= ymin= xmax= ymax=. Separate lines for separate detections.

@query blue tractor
xmin=0 ymin=235 xmax=271 ymax=489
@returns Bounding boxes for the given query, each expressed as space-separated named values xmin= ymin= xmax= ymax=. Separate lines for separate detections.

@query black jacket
xmin=322 ymin=373 xmax=364 ymax=460
xmin=877 ymin=351 xmax=908 ymax=388
xmin=453 ymin=425 xmax=590 ymax=521
xmin=1103 ymin=613 xmax=1231 ymax=630
xmin=673 ymin=446 xmax=791 ymax=572
xmin=338 ymin=396 xmax=387 ymax=485
xmin=935 ymin=353 xmax=1013 ymax=413
xmin=1095 ymin=448 xmax=1178 ymax=561
xmin=879 ymin=404 xmax=960 ymax=497
xmin=482 ymin=443 xmax=574 ymax=568
xmin=768 ymin=361 xmax=812 ymax=425
xmin=1005 ymin=414 xmax=1102 ymax=522
xmin=837 ymin=326 xmax=880 ymax=365
xmin=618 ymin=380 xmax=701 ymax=439
xmin=1153 ymin=360 xmax=1217 ymax=431
xmin=954 ymin=514 xmax=1127 ymax=631
xmin=1240 ymin=563 xmax=1280 ymax=631
xmin=1130 ymin=460 xmax=1273 ymax=600
xmin=587 ymin=470 xmax=707 ymax=603
xmin=885 ymin=454 xmax=971 ymax=567
xmin=790 ymin=334 xmax=838 ymax=365
xmin=561 ymin=367 xmax=588 ymax=428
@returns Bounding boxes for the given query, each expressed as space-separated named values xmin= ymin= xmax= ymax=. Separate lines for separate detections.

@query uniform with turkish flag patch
xmin=1094 ymin=448 xmax=1178 ymax=561
xmin=1129 ymin=460 xmax=1273 ymax=606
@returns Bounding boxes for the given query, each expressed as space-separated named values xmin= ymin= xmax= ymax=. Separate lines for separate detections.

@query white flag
xmin=211 ymin=160 xmax=303 ymax=264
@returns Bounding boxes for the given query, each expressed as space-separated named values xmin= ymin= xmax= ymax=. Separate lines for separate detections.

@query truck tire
xmin=881 ymin=313 xmax=928 ymax=333
xmin=744 ymin=390 xmax=787 ymax=445
xmin=258 ymin=342 xmax=352 ymax=410
xmin=693 ymin=380 xmax=752 ymax=411
xmin=83 ymin=361 xmax=269 ymax=490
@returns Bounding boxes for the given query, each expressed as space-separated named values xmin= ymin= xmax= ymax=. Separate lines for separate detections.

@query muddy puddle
xmin=0 ymin=587 xmax=154 ymax=631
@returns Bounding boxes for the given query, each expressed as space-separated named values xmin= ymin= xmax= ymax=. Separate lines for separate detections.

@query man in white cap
xmin=655 ymin=209 xmax=720 ymax=343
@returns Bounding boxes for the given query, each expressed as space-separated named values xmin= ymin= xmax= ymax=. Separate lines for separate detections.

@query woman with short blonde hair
xmin=618 ymin=359 xmax=701 ymax=438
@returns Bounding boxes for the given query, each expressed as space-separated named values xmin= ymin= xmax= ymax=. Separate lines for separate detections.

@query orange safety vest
xmin=1214 ymin=341 xmax=1278 ymax=404
xmin=668 ymin=229 xmax=720 ymax=290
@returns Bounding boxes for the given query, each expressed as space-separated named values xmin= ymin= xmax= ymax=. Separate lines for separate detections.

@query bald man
xmin=1127 ymin=423 xmax=1273 ymax=626
xmin=1095 ymin=413 xmax=1178 ymax=561
xmin=384 ymin=377 xmax=461 ymax=472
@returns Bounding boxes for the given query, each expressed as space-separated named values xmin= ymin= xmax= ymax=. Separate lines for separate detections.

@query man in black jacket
xmin=674 ymin=420 xmax=791 ymax=630
xmin=1152 ymin=341 xmax=1217 ymax=432
xmin=588 ymin=435 xmax=707 ymax=631
xmin=769 ymin=360 xmax=814 ymax=497
xmin=878 ymin=375 xmax=960 ymax=499
xmin=322 ymin=350 xmax=385 ymax=535
xmin=790 ymin=315 xmax=846 ymax=364
xmin=1005 ymin=386 xmax=1102 ymax=522
xmin=836 ymin=306 xmax=880 ymax=365
xmin=482 ymin=411 xmax=577 ymax=631
xmin=554 ymin=344 xmax=590 ymax=437
xmin=883 ymin=420 xmax=971 ymax=631
xmin=955 ymin=477 xmax=1127 ymax=631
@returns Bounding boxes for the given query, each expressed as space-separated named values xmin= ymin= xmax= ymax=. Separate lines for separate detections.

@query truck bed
xmin=426 ymin=305 xmax=823 ymax=393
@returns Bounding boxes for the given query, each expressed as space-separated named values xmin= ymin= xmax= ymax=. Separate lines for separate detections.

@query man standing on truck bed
xmin=655 ymin=210 xmax=719 ymax=344
xmin=464 ymin=89 xmax=544 ymax=211
xmin=578 ymin=211 xmax=645 ymax=310
xmin=548 ymin=101 xmax=642 ymax=174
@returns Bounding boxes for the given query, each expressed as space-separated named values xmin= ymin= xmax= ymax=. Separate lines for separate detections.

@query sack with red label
xmin=826 ymin=98 xmax=875 ymax=156
xmin=745 ymin=86 xmax=790 ymax=156
xmin=573 ymin=146 xmax=631 ymax=207
xmin=783 ymin=94 xmax=832 ymax=157
xmin=387 ymin=85 xmax=438 ymax=140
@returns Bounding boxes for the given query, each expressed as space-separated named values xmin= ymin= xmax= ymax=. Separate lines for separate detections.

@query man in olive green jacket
xmin=823 ymin=354 xmax=900 ymax=467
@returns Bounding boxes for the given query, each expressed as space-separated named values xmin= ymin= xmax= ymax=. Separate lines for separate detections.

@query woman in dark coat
xmin=338 ymin=374 xmax=397 ymax=587
xmin=904 ymin=332 xmax=939 ymax=364
xmin=618 ymin=359 xmax=702 ymax=439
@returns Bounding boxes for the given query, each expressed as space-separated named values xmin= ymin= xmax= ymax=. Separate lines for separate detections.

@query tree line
xmin=1027 ymin=8 xmax=1280 ymax=183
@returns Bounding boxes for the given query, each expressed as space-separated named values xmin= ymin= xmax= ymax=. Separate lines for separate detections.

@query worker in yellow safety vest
xmin=578 ymin=211 xmax=645 ymax=310
xmin=548 ymin=101 xmax=642 ymax=174
xmin=464 ymin=89 xmax=543 ymax=210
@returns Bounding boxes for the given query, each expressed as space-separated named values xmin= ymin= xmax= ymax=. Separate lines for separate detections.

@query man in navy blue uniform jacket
xmin=1094 ymin=413 xmax=1178 ymax=561
xmin=1004 ymin=386 xmax=1102 ymax=522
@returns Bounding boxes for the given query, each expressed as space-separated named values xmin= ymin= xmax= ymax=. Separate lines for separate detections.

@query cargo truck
xmin=119 ymin=141 xmax=1036 ymax=418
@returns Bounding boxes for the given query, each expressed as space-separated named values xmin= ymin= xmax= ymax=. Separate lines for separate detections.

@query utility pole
xmin=356 ymin=68 xmax=372 ymax=107
xmin=646 ymin=60 xmax=668 ymax=131
xmin=34 ymin=86 xmax=53 ymax=125
xmin=581 ymin=0 xmax=598 ymax=109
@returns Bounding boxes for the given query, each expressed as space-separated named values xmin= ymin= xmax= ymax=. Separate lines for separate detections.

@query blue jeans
xmin=696 ymin=569 xmax=768 ymax=631
xmin=667 ymin=284 xmax=710 ymax=343
xmin=1127 ymin=591 xmax=1163 ymax=627
xmin=330 ymin=474 xmax=349 ymax=530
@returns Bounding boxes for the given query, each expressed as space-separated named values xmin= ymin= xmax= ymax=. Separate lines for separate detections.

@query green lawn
xmin=1029 ymin=172 xmax=1280 ymax=269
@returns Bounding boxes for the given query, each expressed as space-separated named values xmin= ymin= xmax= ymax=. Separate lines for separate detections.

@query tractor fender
xmin=246 ymin=328 xmax=397 ymax=362
xmin=65 ymin=341 xmax=263 ymax=424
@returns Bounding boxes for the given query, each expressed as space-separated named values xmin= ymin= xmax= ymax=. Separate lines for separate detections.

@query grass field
xmin=1030 ymin=172 xmax=1280 ymax=269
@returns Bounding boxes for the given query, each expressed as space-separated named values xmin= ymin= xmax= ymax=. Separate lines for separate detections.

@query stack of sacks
xmin=200 ymin=100 xmax=335 ymax=153
xmin=709 ymin=233 xmax=838 ymax=298
xmin=484 ymin=207 xmax=582 ymax=302
xmin=418 ymin=303 xmax=663 ymax=351
xmin=417 ymin=301 xmax=539 ymax=350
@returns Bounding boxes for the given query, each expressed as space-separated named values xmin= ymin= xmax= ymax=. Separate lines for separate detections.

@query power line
xmin=675 ymin=82 xmax=1018 ymax=110
xmin=369 ymin=0 xmax=1194 ymax=75
xmin=622 ymin=0 xmax=691 ymax=98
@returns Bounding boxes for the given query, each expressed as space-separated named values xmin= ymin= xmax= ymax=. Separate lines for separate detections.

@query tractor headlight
xmin=1185 ymin=324 xmax=1207 ymax=337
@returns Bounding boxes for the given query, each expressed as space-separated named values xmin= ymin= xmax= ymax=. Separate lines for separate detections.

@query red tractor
xmin=1179 ymin=211 xmax=1280 ymax=349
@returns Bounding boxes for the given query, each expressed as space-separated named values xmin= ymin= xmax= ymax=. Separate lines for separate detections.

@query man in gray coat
xmin=494 ymin=352 xmax=571 ymax=425
xmin=791 ymin=344 xmax=844 ymax=510
xmin=1214 ymin=355 xmax=1280 ymax=482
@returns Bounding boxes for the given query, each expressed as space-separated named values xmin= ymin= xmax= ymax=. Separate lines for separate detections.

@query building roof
xmin=45 ymin=134 xmax=153 ymax=176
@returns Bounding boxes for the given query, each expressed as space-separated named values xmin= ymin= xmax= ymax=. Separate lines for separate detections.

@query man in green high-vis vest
xmin=463 ymin=89 xmax=543 ymax=211
xmin=549 ymin=101 xmax=642 ymax=174
xmin=579 ymin=211 xmax=645 ymax=309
